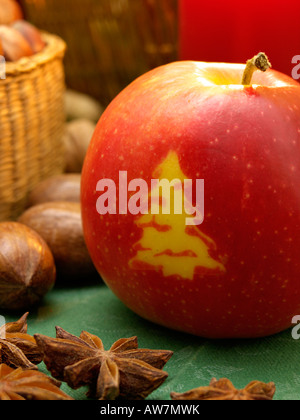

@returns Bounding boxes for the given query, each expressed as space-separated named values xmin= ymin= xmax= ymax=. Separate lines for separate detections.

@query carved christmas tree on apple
xmin=129 ymin=151 xmax=226 ymax=280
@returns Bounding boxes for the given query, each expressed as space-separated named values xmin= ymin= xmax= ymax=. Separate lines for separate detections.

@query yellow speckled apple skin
xmin=81 ymin=61 xmax=300 ymax=338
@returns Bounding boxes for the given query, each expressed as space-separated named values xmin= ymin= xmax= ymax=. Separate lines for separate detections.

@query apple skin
xmin=81 ymin=61 xmax=300 ymax=338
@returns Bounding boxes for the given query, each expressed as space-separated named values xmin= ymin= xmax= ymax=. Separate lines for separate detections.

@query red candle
xmin=179 ymin=0 xmax=300 ymax=77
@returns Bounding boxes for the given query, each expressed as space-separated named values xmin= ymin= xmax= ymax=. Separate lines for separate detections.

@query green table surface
xmin=3 ymin=281 xmax=300 ymax=401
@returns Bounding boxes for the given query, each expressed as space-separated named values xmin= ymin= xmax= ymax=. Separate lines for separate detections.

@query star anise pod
xmin=0 ymin=363 xmax=73 ymax=400
xmin=171 ymin=378 xmax=276 ymax=400
xmin=0 ymin=313 xmax=42 ymax=369
xmin=35 ymin=327 xmax=173 ymax=400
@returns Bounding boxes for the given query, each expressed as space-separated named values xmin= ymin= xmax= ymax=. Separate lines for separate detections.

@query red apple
xmin=81 ymin=57 xmax=300 ymax=338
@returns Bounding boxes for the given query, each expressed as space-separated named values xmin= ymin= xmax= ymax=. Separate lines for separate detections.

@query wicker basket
xmin=20 ymin=0 xmax=178 ymax=106
xmin=0 ymin=32 xmax=66 ymax=221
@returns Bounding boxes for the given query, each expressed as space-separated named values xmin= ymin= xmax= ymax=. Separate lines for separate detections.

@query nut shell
xmin=0 ymin=0 xmax=23 ymax=25
xmin=27 ymin=174 xmax=81 ymax=208
xmin=18 ymin=202 xmax=98 ymax=283
xmin=0 ymin=222 xmax=56 ymax=310
xmin=65 ymin=89 xmax=103 ymax=122
xmin=63 ymin=119 xmax=96 ymax=173
xmin=0 ymin=25 xmax=33 ymax=61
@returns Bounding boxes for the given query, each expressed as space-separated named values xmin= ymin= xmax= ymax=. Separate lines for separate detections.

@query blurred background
xmin=18 ymin=0 xmax=299 ymax=108
xmin=19 ymin=0 xmax=179 ymax=107
xmin=0 ymin=0 xmax=299 ymax=222
xmin=179 ymin=0 xmax=300 ymax=79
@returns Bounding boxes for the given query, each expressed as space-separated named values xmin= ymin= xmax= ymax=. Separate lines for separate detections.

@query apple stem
xmin=242 ymin=52 xmax=272 ymax=85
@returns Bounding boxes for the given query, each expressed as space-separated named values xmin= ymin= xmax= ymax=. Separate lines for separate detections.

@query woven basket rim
xmin=4 ymin=32 xmax=66 ymax=76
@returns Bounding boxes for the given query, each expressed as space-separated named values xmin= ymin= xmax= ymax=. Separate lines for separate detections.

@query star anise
xmin=0 ymin=363 xmax=73 ymax=400
xmin=0 ymin=313 xmax=42 ymax=369
xmin=170 ymin=378 xmax=276 ymax=400
xmin=35 ymin=327 xmax=173 ymax=400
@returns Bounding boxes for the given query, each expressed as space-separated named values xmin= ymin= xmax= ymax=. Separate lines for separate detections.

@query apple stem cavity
xmin=242 ymin=52 xmax=272 ymax=85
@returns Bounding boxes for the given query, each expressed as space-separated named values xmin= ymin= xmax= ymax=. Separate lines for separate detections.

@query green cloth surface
xmin=2 ymin=282 xmax=300 ymax=400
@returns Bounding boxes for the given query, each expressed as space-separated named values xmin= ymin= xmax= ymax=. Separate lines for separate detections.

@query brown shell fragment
xmin=0 ymin=313 xmax=42 ymax=369
xmin=170 ymin=378 xmax=276 ymax=401
xmin=0 ymin=364 xmax=73 ymax=400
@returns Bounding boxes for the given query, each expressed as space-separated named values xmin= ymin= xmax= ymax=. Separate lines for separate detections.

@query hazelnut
xmin=0 ymin=25 xmax=33 ymax=61
xmin=0 ymin=222 xmax=56 ymax=311
xmin=63 ymin=119 xmax=96 ymax=173
xmin=18 ymin=202 xmax=99 ymax=284
xmin=27 ymin=174 xmax=81 ymax=208
xmin=0 ymin=0 xmax=23 ymax=25
xmin=12 ymin=20 xmax=45 ymax=54
xmin=65 ymin=89 xmax=103 ymax=123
